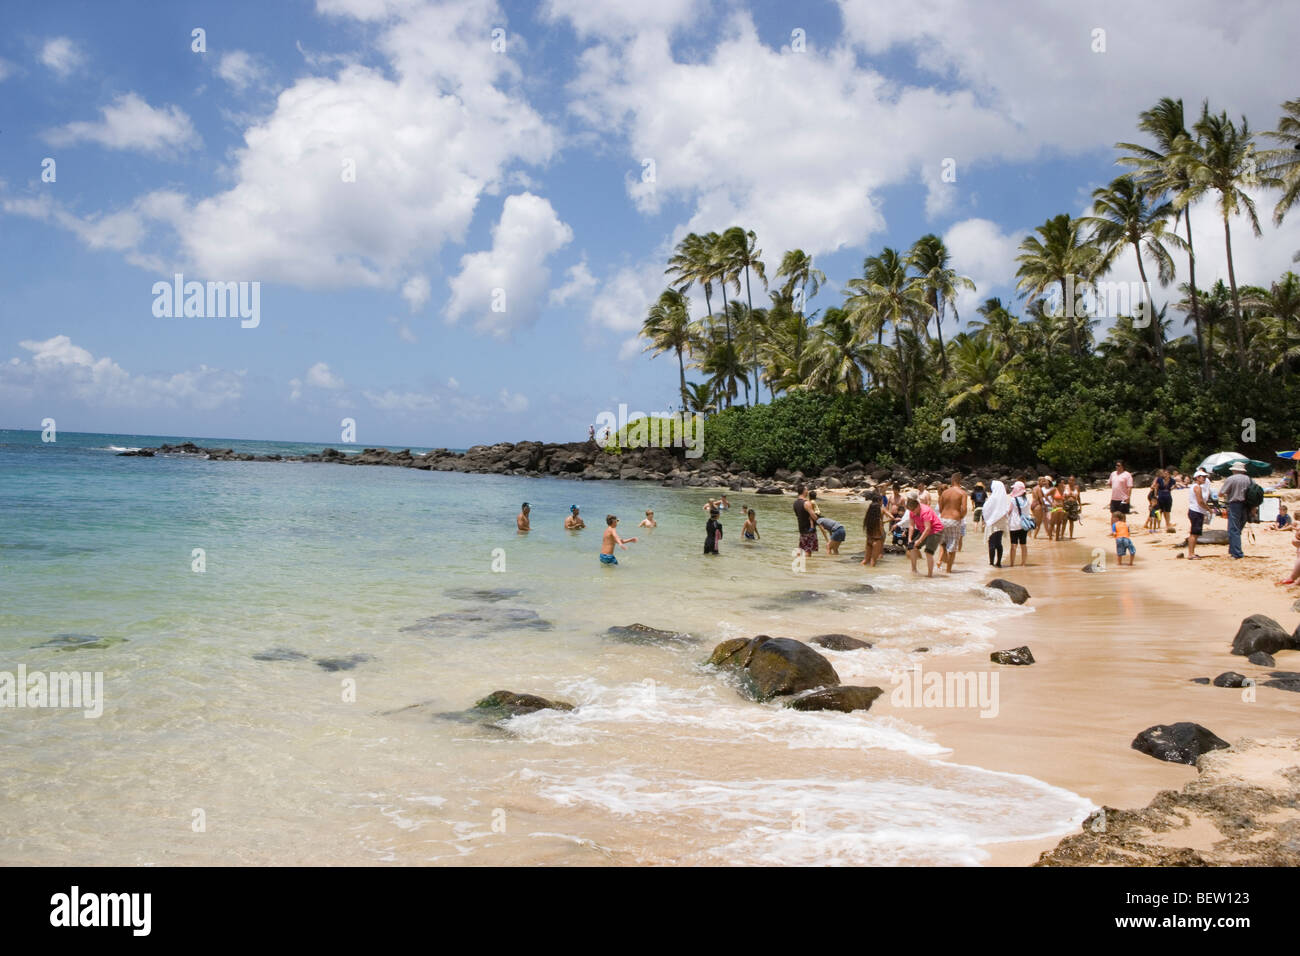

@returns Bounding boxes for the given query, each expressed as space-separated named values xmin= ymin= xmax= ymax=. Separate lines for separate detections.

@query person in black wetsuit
xmin=705 ymin=507 xmax=722 ymax=554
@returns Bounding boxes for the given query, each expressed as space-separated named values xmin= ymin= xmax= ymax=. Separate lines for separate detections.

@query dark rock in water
xmin=778 ymin=589 xmax=829 ymax=603
xmin=1230 ymin=614 xmax=1299 ymax=657
xmin=435 ymin=690 xmax=576 ymax=724
xmin=985 ymin=578 xmax=1030 ymax=604
xmin=756 ymin=485 xmax=783 ymax=495
xmin=605 ymin=623 xmax=697 ymax=645
xmin=913 ymin=646 xmax=930 ymax=653
xmin=785 ymin=685 xmax=884 ymax=713
xmin=842 ymin=583 xmax=876 ymax=595
xmin=401 ymin=606 xmax=552 ymax=634
xmin=706 ymin=635 xmax=840 ymax=701
xmin=314 ymin=654 xmax=373 ymax=672
xmin=1080 ymin=562 xmax=1106 ymax=573
xmin=252 ymin=648 xmax=309 ymax=662
xmin=33 ymin=633 xmax=126 ymax=651
xmin=1263 ymin=675 xmax=1300 ymax=693
xmin=1212 ymin=672 xmax=1250 ymax=688
xmin=444 ymin=587 xmax=525 ymax=603
xmin=1189 ymin=677 xmax=1211 ymax=685
xmin=990 ymin=645 xmax=1034 ymax=666
xmin=1131 ymin=723 xmax=1230 ymax=765
xmin=808 ymin=633 xmax=872 ymax=652
xmin=1248 ymin=651 xmax=1276 ymax=667
xmin=116 ymin=449 xmax=154 ymax=457
xmin=1172 ymin=530 xmax=1228 ymax=548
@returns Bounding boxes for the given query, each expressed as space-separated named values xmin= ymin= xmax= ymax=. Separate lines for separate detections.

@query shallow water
xmin=0 ymin=430 xmax=1092 ymax=865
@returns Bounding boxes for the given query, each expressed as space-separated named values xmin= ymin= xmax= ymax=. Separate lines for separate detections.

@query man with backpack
xmin=1219 ymin=461 xmax=1255 ymax=559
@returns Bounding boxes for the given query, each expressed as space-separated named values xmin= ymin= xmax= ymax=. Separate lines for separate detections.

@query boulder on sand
xmin=1131 ymin=722 xmax=1230 ymax=765
xmin=990 ymin=645 xmax=1034 ymax=665
xmin=1230 ymin=614 xmax=1300 ymax=657
xmin=1173 ymin=529 xmax=1229 ymax=548
xmin=1212 ymin=672 xmax=1250 ymax=688
xmin=985 ymin=579 xmax=1030 ymax=604
xmin=785 ymin=686 xmax=883 ymax=713
xmin=707 ymin=636 xmax=840 ymax=701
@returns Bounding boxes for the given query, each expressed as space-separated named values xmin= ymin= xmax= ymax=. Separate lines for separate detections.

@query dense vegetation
xmin=638 ymin=97 xmax=1300 ymax=476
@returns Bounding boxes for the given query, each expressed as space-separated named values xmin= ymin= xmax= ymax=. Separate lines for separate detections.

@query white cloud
xmin=1 ymin=335 xmax=242 ymax=410
xmin=0 ymin=194 xmax=163 ymax=270
xmin=216 ymin=50 xmax=268 ymax=92
xmin=942 ymin=218 xmax=1030 ymax=325
xmin=447 ymin=377 xmax=459 ymax=389
xmin=363 ymin=388 xmax=439 ymax=412
xmin=44 ymin=93 xmax=199 ymax=156
xmin=40 ymin=37 xmax=85 ymax=78
xmin=550 ymin=259 xmax=597 ymax=305
xmin=446 ymin=192 xmax=573 ymax=336
xmin=306 ymin=361 xmax=345 ymax=389
xmin=0 ymin=58 xmax=16 ymax=82
xmin=499 ymin=388 xmax=529 ymax=412
xmin=402 ymin=275 xmax=431 ymax=312
xmin=586 ymin=259 xmax=665 ymax=337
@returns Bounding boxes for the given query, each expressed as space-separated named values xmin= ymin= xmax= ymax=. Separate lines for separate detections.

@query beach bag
xmin=1244 ymin=481 xmax=1264 ymax=522
xmin=1016 ymin=497 xmax=1035 ymax=531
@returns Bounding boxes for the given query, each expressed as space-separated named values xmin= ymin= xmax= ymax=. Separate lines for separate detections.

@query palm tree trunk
xmin=676 ymin=346 xmax=688 ymax=410
xmin=1060 ymin=277 xmax=1080 ymax=356
xmin=1132 ymin=243 xmax=1162 ymax=366
xmin=1223 ymin=212 xmax=1246 ymax=371
xmin=895 ymin=320 xmax=912 ymax=424
xmin=718 ymin=274 xmax=735 ymax=407
xmin=932 ymin=289 xmax=949 ymax=376
xmin=744 ymin=264 xmax=757 ymax=407
xmin=1184 ymin=207 xmax=1207 ymax=382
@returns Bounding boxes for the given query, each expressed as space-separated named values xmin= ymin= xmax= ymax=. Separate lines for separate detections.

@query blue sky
xmin=2 ymin=0 xmax=1298 ymax=447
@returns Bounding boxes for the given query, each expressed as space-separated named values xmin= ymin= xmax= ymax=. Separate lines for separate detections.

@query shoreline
xmin=855 ymin=486 xmax=1300 ymax=865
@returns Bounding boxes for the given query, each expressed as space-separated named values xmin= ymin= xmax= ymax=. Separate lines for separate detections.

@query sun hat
xmin=1011 ymin=481 xmax=1026 ymax=495
xmin=1194 ymin=469 xmax=1208 ymax=478
xmin=1230 ymin=461 xmax=1248 ymax=473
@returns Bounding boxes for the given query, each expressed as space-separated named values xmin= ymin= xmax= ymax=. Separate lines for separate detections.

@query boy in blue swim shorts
xmin=601 ymin=514 xmax=636 ymax=565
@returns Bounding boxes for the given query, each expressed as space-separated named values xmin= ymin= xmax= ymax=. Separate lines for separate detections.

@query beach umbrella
xmin=1198 ymin=451 xmax=1247 ymax=474
xmin=1277 ymin=450 xmax=1300 ymax=460
xmin=1208 ymin=458 xmax=1272 ymax=478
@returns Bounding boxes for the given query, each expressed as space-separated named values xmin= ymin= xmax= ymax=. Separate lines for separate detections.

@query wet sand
xmin=856 ymin=485 xmax=1300 ymax=865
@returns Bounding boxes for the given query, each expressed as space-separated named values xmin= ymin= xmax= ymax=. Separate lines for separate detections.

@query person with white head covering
xmin=983 ymin=480 xmax=1010 ymax=567
xmin=1186 ymin=468 xmax=1212 ymax=559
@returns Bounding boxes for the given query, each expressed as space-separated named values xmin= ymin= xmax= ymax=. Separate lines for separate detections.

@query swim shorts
xmin=1116 ymin=537 xmax=1135 ymax=556
xmin=799 ymin=531 xmax=818 ymax=554
xmin=941 ymin=518 xmax=962 ymax=551
xmin=909 ymin=533 xmax=940 ymax=555
xmin=1188 ymin=511 xmax=1205 ymax=536
xmin=599 ymin=553 xmax=618 ymax=565
xmin=830 ymin=527 xmax=846 ymax=542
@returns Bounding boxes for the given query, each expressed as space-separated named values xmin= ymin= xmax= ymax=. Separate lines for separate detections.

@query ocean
xmin=0 ymin=429 xmax=1092 ymax=865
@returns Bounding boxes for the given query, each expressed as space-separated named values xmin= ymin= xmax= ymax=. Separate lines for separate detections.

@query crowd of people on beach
xmin=512 ymin=457 xmax=1292 ymax=578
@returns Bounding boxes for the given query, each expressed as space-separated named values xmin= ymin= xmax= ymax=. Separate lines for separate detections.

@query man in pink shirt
xmin=1108 ymin=460 xmax=1134 ymax=516
xmin=904 ymin=494 xmax=945 ymax=577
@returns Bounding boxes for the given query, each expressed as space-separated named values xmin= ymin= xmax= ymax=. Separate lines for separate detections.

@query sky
xmin=1 ymin=0 xmax=1298 ymax=447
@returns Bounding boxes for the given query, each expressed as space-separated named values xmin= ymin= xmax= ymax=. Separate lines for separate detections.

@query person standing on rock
xmin=1187 ymin=469 xmax=1212 ymax=559
xmin=1108 ymin=460 xmax=1134 ymax=516
xmin=1220 ymin=461 xmax=1252 ymax=559
xmin=600 ymin=515 xmax=636 ymax=565
xmin=794 ymin=484 xmax=819 ymax=555
xmin=517 ymin=502 xmax=530 ymax=532
xmin=938 ymin=473 xmax=968 ymax=573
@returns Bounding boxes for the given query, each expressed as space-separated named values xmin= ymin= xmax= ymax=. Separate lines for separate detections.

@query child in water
xmin=704 ymin=508 xmax=723 ymax=555
xmin=639 ymin=509 xmax=656 ymax=528
xmin=742 ymin=509 xmax=759 ymax=541
xmin=600 ymin=515 xmax=637 ymax=565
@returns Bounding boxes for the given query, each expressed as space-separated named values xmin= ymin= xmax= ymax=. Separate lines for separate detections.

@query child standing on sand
xmin=600 ymin=515 xmax=636 ymax=565
xmin=1110 ymin=511 xmax=1136 ymax=566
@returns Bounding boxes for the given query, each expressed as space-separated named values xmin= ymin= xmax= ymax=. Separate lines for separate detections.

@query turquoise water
xmin=0 ymin=430 xmax=1092 ymax=865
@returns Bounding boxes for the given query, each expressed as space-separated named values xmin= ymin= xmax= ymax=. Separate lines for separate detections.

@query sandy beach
xmin=818 ymin=482 xmax=1300 ymax=864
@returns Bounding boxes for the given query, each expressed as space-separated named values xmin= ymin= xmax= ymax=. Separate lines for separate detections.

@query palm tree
xmin=1080 ymin=174 xmax=1185 ymax=365
xmin=640 ymin=288 xmax=696 ymax=409
xmin=722 ymin=227 xmax=767 ymax=406
xmin=759 ymin=290 xmax=815 ymax=395
xmin=945 ymin=333 xmax=1016 ymax=412
xmin=1262 ymin=98 xmax=1300 ymax=229
xmin=806 ymin=307 xmax=868 ymax=392
xmin=1243 ymin=272 xmax=1300 ymax=381
xmin=1015 ymin=214 xmax=1100 ymax=357
xmin=1117 ymin=97 xmax=1208 ymax=380
xmin=698 ymin=337 xmax=748 ymax=409
xmin=843 ymin=248 xmax=932 ymax=422
xmin=683 ymin=381 xmax=717 ymax=416
xmin=968 ymin=297 xmax=1022 ymax=362
xmin=907 ymin=233 xmax=975 ymax=376
xmin=775 ymin=249 xmax=826 ymax=314
xmin=666 ymin=233 xmax=714 ymax=318
xmin=1176 ymin=104 xmax=1277 ymax=370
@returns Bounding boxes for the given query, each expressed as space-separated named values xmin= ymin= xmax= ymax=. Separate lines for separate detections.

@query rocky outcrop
xmin=784 ymin=685 xmax=883 ymax=713
xmin=985 ymin=579 xmax=1030 ymax=604
xmin=707 ymin=636 xmax=840 ymax=701
xmin=1131 ymin=722 xmax=1230 ymax=765
xmin=990 ymin=645 xmax=1034 ymax=666
xmin=1230 ymin=614 xmax=1300 ymax=657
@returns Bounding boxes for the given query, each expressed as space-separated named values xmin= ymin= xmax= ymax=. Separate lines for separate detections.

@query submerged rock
xmin=1247 ymin=651 xmax=1276 ymax=667
xmin=401 ymin=606 xmax=552 ymax=634
xmin=252 ymin=648 xmax=309 ymax=662
xmin=808 ymin=633 xmax=872 ymax=652
xmin=785 ymin=685 xmax=883 ymax=713
xmin=990 ymin=645 xmax=1034 ymax=666
xmin=604 ymin=623 xmax=697 ymax=645
xmin=1263 ymin=672 xmax=1300 ymax=693
xmin=1080 ymin=562 xmax=1106 ymax=573
xmin=985 ymin=579 xmax=1030 ymax=604
xmin=432 ymin=690 xmax=576 ymax=725
xmin=33 ymin=633 xmax=126 ymax=651
xmin=314 ymin=654 xmax=373 ymax=672
xmin=707 ymin=635 xmax=840 ymax=701
xmin=1130 ymin=722 xmax=1230 ymax=765
xmin=444 ymin=587 xmax=525 ymax=603
xmin=1230 ymin=614 xmax=1300 ymax=657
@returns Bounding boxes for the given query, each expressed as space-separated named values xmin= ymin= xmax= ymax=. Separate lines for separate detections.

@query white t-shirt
xmin=1109 ymin=470 xmax=1133 ymax=502
xmin=1188 ymin=482 xmax=1211 ymax=515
